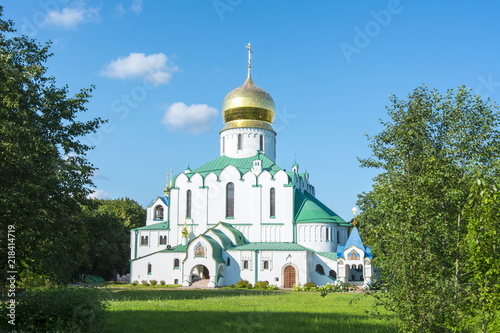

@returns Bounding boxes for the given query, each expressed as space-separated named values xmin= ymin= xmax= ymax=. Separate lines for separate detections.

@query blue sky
xmin=4 ymin=1 xmax=500 ymax=220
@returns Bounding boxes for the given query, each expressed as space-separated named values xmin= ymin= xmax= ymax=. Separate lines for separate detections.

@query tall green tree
xmin=0 ymin=8 xmax=105 ymax=285
xmin=357 ymin=85 xmax=500 ymax=332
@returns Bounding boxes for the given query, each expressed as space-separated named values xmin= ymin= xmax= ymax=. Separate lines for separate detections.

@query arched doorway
xmin=283 ymin=265 xmax=296 ymax=288
xmin=190 ymin=265 xmax=209 ymax=283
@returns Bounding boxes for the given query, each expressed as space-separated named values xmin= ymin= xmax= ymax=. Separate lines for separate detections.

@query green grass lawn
xmin=104 ymin=287 xmax=398 ymax=333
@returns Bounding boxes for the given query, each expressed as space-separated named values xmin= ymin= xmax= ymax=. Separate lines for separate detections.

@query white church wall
xmin=220 ymin=128 xmax=276 ymax=161
xmin=297 ymin=223 xmax=338 ymax=252
xmin=130 ymin=252 xmax=182 ymax=285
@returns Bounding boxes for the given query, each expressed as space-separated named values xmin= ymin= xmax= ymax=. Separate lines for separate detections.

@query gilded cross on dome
xmin=246 ymin=43 xmax=252 ymax=69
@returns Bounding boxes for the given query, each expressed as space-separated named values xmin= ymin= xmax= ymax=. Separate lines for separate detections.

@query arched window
xmin=174 ymin=279 xmax=179 ymax=284
xmin=227 ymin=257 xmax=230 ymax=266
xmin=270 ymin=187 xmax=276 ymax=217
xmin=147 ymin=263 xmax=152 ymax=274
xmin=315 ymin=264 xmax=325 ymax=275
xmin=263 ymin=260 xmax=269 ymax=270
xmin=243 ymin=260 xmax=249 ymax=269
xmin=141 ymin=236 xmax=149 ymax=246
xmin=174 ymin=258 xmax=180 ymax=269
xmin=226 ymin=182 xmax=234 ymax=218
xmin=159 ymin=235 xmax=167 ymax=245
xmin=329 ymin=270 xmax=337 ymax=279
xmin=325 ymin=228 xmax=329 ymax=241
xmin=259 ymin=134 xmax=264 ymax=151
xmin=154 ymin=205 xmax=164 ymax=220
xmin=186 ymin=190 xmax=192 ymax=218
xmin=237 ymin=134 xmax=243 ymax=150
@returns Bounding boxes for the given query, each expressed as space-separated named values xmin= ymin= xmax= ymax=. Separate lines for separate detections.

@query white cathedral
xmin=130 ymin=47 xmax=373 ymax=288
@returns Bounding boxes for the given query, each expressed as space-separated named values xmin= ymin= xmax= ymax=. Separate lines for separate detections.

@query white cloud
xmin=88 ymin=189 xmax=112 ymax=200
xmin=161 ymin=102 xmax=218 ymax=135
xmin=100 ymin=53 xmax=179 ymax=86
xmin=131 ymin=0 xmax=143 ymax=14
xmin=43 ymin=7 xmax=100 ymax=29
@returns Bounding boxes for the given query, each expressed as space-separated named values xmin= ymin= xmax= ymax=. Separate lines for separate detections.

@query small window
xmin=329 ymin=270 xmax=337 ymax=279
xmin=243 ymin=260 xmax=249 ymax=269
xmin=270 ymin=187 xmax=276 ymax=217
xmin=336 ymin=230 xmax=340 ymax=243
xmin=237 ymin=134 xmax=243 ymax=150
xmin=226 ymin=182 xmax=234 ymax=218
xmin=222 ymin=137 xmax=225 ymax=154
xmin=263 ymin=260 xmax=269 ymax=270
xmin=154 ymin=205 xmax=164 ymax=220
xmin=159 ymin=235 xmax=167 ymax=245
xmin=141 ymin=236 xmax=149 ymax=246
xmin=325 ymin=228 xmax=329 ymax=241
xmin=174 ymin=279 xmax=179 ymax=284
xmin=259 ymin=134 xmax=264 ymax=152
xmin=147 ymin=263 xmax=152 ymax=275
xmin=227 ymin=257 xmax=230 ymax=266
xmin=186 ymin=190 xmax=192 ymax=218
xmin=174 ymin=258 xmax=180 ymax=269
xmin=315 ymin=264 xmax=325 ymax=275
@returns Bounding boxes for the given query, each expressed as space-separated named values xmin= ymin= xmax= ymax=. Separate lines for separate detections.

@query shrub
xmin=132 ymin=280 xmax=139 ymax=286
xmin=159 ymin=280 xmax=166 ymax=285
xmin=141 ymin=280 xmax=149 ymax=286
xmin=236 ymin=280 xmax=250 ymax=288
xmin=266 ymin=284 xmax=280 ymax=290
xmin=1 ymin=286 xmax=107 ymax=332
xmin=303 ymin=282 xmax=317 ymax=291
xmin=246 ymin=283 xmax=253 ymax=289
xmin=229 ymin=284 xmax=235 ymax=288
xmin=150 ymin=280 xmax=158 ymax=286
xmin=254 ymin=281 xmax=269 ymax=289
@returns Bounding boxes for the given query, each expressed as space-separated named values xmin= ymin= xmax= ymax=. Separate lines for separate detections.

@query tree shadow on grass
xmin=105 ymin=310 xmax=398 ymax=333
xmin=105 ymin=288 xmax=284 ymax=301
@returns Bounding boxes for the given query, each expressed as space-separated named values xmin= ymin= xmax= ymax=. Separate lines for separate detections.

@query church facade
xmin=130 ymin=50 xmax=373 ymax=288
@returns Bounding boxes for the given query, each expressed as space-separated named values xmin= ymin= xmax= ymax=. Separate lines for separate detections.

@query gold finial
xmin=164 ymin=169 xmax=173 ymax=195
xmin=246 ymin=43 xmax=252 ymax=78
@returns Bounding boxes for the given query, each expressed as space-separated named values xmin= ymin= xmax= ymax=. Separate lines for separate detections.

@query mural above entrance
xmin=194 ymin=242 xmax=206 ymax=258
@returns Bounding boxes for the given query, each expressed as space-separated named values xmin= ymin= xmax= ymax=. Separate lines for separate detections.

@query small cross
xmin=246 ymin=43 xmax=252 ymax=68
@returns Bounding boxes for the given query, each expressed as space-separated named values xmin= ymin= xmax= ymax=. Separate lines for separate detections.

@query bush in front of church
xmin=254 ymin=281 xmax=269 ymax=289
xmin=236 ymin=280 xmax=252 ymax=288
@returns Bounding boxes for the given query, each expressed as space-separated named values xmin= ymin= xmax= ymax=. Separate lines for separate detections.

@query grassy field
xmin=104 ymin=287 xmax=398 ymax=333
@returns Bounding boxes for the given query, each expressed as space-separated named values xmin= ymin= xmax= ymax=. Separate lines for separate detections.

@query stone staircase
xmin=190 ymin=279 xmax=210 ymax=288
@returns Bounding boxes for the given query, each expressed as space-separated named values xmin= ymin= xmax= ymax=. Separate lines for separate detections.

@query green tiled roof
xmin=200 ymin=235 xmax=225 ymax=263
xmin=220 ymin=222 xmax=246 ymax=246
xmin=185 ymin=153 xmax=286 ymax=179
xmin=227 ymin=242 xmax=311 ymax=251
xmin=294 ymin=189 xmax=346 ymax=224
xmin=316 ymin=252 xmax=338 ymax=260
xmin=133 ymin=221 xmax=169 ymax=230
xmin=209 ymin=228 xmax=234 ymax=249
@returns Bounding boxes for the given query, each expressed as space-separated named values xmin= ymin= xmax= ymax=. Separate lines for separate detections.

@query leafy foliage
xmin=0 ymin=286 xmax=107 ymax=332
xmin=0 ymin=7 xmax=105 ymax=285
xmin=357 ymin=85 xmax=500 ymax=332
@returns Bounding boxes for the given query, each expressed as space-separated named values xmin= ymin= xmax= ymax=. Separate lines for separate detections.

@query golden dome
xmin=222 ymin=74 xmax=275 ymax=127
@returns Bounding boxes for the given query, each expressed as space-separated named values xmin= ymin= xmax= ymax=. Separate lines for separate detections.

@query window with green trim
xmin=270 ymin=187 xmax=276 ymax=217
xmin=263 ymin=260 xmax=269 ymax=270
xmin=186 ymin=190 xmax=192 ymax=218
xmin=226 ymin=182 xmax=234 ymax=218
xmin=315 ymin=264 xmax=325 ymax=275
xmin=243 ymin=260 xmax=249 ymax=269
xmin=147 ymin=263 xmax=152 ymax=275
xmin=174 ymin=258 xmax=180 ymax=269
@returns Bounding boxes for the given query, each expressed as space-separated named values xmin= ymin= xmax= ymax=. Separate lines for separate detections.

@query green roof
xmin=200 ymin=235 xmax=225 ymax=263
xmin=316 ymin=252 xmax=338 ymax=260
xmin=294 ymin=189 xmax=346 ymax=224
xmin=133 ymin=221 xmax=170 ymax=230
xmin=227 ymin=242 xmax=311 ymax=251
xmin=158 ymin=244 xmax=188 ymax=253
xmin=219 ymin=222 xmax=246 ymax=246
xmin=184 ymin=153 xmax=286 ymax=180
xmin=209 ymin=228 xmax=234 ymax=249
